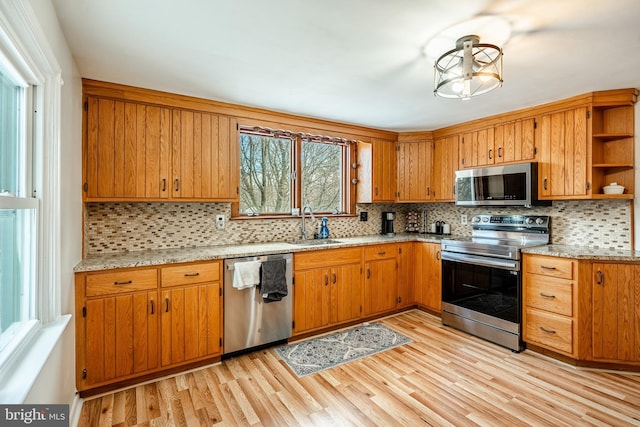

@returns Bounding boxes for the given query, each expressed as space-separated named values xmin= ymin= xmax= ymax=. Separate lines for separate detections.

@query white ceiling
xmin=51 ymin=0 xmax=640 ymax=132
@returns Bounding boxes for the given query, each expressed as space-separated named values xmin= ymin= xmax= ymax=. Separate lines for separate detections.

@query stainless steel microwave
xmin=454 ymin=162 xmax=550 ymax=207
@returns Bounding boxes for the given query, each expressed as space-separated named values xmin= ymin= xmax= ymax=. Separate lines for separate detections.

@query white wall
xmin=22 ymin=0 xmax=82 ymax=410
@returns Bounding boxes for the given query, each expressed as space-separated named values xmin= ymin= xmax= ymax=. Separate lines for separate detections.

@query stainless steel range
xmin=441 ymin=214 xmax=550 ymax=352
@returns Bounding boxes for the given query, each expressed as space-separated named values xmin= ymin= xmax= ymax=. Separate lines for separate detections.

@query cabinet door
xmin=293 ymin=267 xmax=332 ymax=334
xmin=592 ymin=263 xmax=640 ymax=362
xmin=172 ymin=110 xmax=239 ymax=200
xmin=539 ymin=107 xmax=589 ymax=198
xmin=373 ymin=138 xmax=397 ymax=202
xmin=397 ymin=243 xmax=415 ymax=308
xmin=364 ymin=257 xmax=398 ymax=316
xmin=397 ymin=140 xmax=431 ymax=202
xmin=433 ymin=136 xmax=459 ymax=202
xmin=415 ymin=243 xmax=442 ymax=312
xmin=459 ymin=128 xmax=494 ymax=168
xmin=85 ymin=96 xmax=170 ymax=200
xmin=83 ymin=291 xmax=159 ymax=387
xmin=332 ymin=263 xmax=363 ymax=324
xmin=161 ymin=282 xmax=222 ymax=366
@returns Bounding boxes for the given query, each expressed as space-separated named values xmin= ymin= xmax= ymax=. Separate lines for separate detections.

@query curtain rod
xmin=239 ymin=125 xmax=358 ymax=145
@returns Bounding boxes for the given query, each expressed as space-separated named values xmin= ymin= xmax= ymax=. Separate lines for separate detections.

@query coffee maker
xmin=381 ymin=211 xmax=396 ymax=236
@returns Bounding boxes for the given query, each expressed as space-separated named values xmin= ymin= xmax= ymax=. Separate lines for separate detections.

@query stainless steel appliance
xmin=223 ymin=253 xmax=293 ymax=356
xmin=382 ymin=211 xmax=396 ymax=236
xmin=455 ymin=162 xmax=551 ymax=207
xmin=441 ymin=215 xmax=550 ymax=351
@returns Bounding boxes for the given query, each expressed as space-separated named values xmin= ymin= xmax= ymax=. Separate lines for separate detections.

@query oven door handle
xmin=441 ymin=251 xmax=519 ymax=271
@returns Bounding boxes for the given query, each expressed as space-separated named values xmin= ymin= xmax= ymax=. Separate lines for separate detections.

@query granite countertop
xmin=522 ymin=244 xmax=640 ymax=262
xmin=74 ymin=233 xmax=452 ymax=272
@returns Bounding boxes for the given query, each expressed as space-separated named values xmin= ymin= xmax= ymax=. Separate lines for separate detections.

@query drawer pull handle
xmin=539 ymin=326 xmax=556 ymax=334
xmin=150 ymin=300 xmax=155 ymax=314
xmin=436 ymin=250 xmax=441 ymax=261
xmin=184 ymin=272 xmax=200 ymax=277
xmin=162 ymin=178 xmax=166 ymax=192
xmin=539 ymin=292 xmax=556 ymax=299
xmin=165 ymin=297 xmax=169 ymax=313
xmin=378 ymin=251 xmax=386 ymax=256
xmin=114 ymin=280 xmax=132 ymax=285
xmin=324 ymin=275 xmax=329 ymax=286
xmin=596 ymin=269 xmax=604 ymax=285
xmin=174 ymin=178 xmax=179 ymax=192
xmin=367 ymin=269 xmax=371 ymax=279
xmin=332 ymin=273 xmax=337 ymax=284
xmin=540 ymin=265 xmax=556 ymax=270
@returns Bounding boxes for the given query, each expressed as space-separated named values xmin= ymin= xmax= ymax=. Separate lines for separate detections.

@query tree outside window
xmin=238 ymin=129 xmax=351 ymax=216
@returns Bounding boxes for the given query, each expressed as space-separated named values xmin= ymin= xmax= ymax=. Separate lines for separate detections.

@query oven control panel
xmin=471 ymin=215 xmax=550 ymax=231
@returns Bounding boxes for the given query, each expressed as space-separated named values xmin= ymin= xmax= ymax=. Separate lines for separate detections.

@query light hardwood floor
xmin=78 ymin=310 xmax=640 ymax=426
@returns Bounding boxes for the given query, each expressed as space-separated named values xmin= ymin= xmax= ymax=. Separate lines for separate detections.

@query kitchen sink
xmin=288 ymin=239 xmax=342 ymax=246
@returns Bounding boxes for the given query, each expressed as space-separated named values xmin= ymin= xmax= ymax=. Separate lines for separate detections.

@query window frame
xmin=233 ymin=124 xmax=357 ymax=219
xmin=0 ymin=0 xmax=63 ymax=382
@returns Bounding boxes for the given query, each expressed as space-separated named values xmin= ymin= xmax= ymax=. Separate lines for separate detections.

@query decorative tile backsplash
xmin=84 ymin=200 xmax=632 ymax=255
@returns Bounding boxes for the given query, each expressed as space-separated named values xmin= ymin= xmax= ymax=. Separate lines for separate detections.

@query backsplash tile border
xmin=84 ymin=200 xmax=632 ymax=255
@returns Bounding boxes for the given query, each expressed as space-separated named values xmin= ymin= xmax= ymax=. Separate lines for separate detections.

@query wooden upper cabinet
xmin=459 ymin=118 xmax=535 ymax=169
xmin=357 ymin=138 xmax=397 ymax=203
xmin=460 ymin=127 xmax=493 ymax=168
xmin=539 ymin=107 xmax=589 ymax=199
xmin=85 ymin=96 xmax=171 ymax=200
xmin=432 ymin=135 xmax=459 ymax=202
xmin=494 ymin=118 xmax=536 ymax=164
xmin=171 ymin=110 xmax=239 ymax=201
xmin=396 ymin=139 xmax=432 ymax=202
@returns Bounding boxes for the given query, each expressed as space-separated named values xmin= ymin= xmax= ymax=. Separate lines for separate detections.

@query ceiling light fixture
xmin=434 ymin=34 xmax=503 ymax=100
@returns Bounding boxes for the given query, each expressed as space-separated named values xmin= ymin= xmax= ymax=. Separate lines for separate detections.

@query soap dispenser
xmin=319 ymin=217 xmax=330 ymax=239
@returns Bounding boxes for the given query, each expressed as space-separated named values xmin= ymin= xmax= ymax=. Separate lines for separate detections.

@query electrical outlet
xmin=360 ymin=211 xmax=368 ymax=221
xmin=461 ymin=214 xmax=467 ymax=225
xmin=215 ymin=214 xmax=225 ymax=230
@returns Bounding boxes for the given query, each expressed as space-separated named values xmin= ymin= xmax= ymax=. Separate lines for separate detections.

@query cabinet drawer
xmin=364 ymin=244 xmax=397 ymax=261
xmin=161 ymin=261 xmax=221 ymax=287
xmin=294 ymin=247 xmax=361 ymax=270
xmin=85 ymin=269 xmax=158 ymax=297
xmin=525 ymin=275 xmax=573 ymax=316
xmin=525 ymin=308 xmax=573 ymax=354
xmin=524 ymin=255 xmax=574 ymax=280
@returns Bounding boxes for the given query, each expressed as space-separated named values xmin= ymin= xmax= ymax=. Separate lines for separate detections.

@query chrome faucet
xmin=300 ymin=205 xmax=316 ymax=240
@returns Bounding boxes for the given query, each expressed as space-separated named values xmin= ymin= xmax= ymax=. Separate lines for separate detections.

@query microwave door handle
xmin=441 ymin=251 xmax=519 ymax=271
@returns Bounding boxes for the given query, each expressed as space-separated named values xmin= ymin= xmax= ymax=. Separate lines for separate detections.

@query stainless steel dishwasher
xmin=223 ymin=253 xmax=293 ymax=356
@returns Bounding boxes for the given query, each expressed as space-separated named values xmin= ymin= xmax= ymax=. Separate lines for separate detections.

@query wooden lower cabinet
xmin=83 ymin=290 xmax=159 ymax=387
xmin=414 ymin=242 xmax=442 ymax=312
xmin=75 ymin=260 xmax=223 ymax=392
xmin=523 ymin=254 xmax=581 ymax=358
xmin=160 ymin=282 xmax=222 ymax=366
xmin=293 ymin=248 xmax=362 ymax=336
xmin=523 ymin=254 xmax=640 ymax=367
xmin=363 ymin=244 xmax=398 ymax=316
xmin=592 ymin=263 xmax=640 ymax=362
xmin=397 ymin=243 xmax=415 ymax=308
